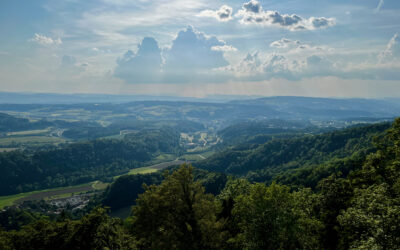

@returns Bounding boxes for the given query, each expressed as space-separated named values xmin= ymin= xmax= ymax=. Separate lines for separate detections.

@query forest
xmin=0 ymin=128 xmax=181 ymax=195
xmin=0 ymin=118 xmax=399 ymax=249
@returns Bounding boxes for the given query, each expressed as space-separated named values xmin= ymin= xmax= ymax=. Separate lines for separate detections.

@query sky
xmin=0 ymin=0 xmax=400 ymax=98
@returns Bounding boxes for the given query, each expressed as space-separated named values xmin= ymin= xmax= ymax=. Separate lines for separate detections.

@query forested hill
xmin=0 ymin=128 xmax=181 ymax=195
xmin=196 ymin=122 xmax=390 ymax=178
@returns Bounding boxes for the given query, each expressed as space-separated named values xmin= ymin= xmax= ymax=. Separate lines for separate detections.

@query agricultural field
xmin=0 ymin=183 xmax=94 ymax=209
xmin=0 ymin=159 xmax=186 ymax=209
xmin=6 ymin=128 xmax=51 ymax=136
xmin=122 ymin=159 xmax=186 ymax=177
xmin=0 ymin=148 xmax=18 ymax=152
xmin=0 ymin=135 xmax=66 ymax=147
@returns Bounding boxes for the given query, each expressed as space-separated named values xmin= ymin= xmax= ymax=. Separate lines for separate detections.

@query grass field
xmin=179 ymin=154 xmax=205 ymax=161
xmin=0 ymin=182 xmax=104 ymax=209
xmin=0 ymin=136 xmax=65 ymax=146
xmin=113 ymin=159 xmax=186 ymax=180
xmin=0 ymin=148 xmax=18 ymax=152
xmin=6 ymin=128 xmax=51 ymax=136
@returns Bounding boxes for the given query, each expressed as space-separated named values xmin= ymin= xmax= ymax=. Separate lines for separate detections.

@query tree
xmin=231 ymin=182 xmax=322 ymax=250
xmin=129 ymin=164 xmax=224 ymax=249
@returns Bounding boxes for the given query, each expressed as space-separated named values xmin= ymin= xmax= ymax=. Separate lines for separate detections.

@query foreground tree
xmin=129 ymin=164 xmax=224 ymax=249
xmin=1 ymin=207 xmax=136 ymax=250
xmin=231 ymin=182 xmax=323 ymax=250
xmin=338 ymin=118 xmax=400 ymax=249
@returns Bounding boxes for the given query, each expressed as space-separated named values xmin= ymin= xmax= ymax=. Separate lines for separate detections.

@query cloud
xmin=211 ymin=45 xmax=237 ymax=52
xmin=163 ymin=26 xmax=229 ymax=74
xmin=378 ymin=34 xmax=400 ymax=63
xmin=220 ymin=52 xmax=300 ymax=81
xmin=243 ymin=0 xmax=261 ymax=13
xmin=375 ymin=0 xmax=384 ymax=12
xmin=198 ymin=5 xmax=233 ymax=21
xmin=114 ymin=37 xmax=163 ymax=83
xmin=29 ymin=33 xmax=62 ymax=46
xmin=270 ymin=38 xmax=302 ymax=49
xmin=269 ymin=38 xmax=327 ymax=55
xmin=236 ymin=0 xmax=335 ymax=31
xmin=114 ymin=26 xmax=231 ymax=84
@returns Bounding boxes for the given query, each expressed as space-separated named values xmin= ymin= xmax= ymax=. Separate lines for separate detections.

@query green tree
xmin=338 ymin=184 xmax=400 ymax=249
xmin=130 ymin=164 xmax=224 ymax=249
xmin=231 ymin=182 xmax=322 ymax=250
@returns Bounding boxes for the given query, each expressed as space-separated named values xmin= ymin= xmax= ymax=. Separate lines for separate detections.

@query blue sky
xmin=0 ymin=0 xmax=400 ymax=98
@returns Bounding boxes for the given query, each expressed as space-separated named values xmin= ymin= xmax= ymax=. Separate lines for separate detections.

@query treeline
xmin=0 ymin=128 xmax=181 ymax=195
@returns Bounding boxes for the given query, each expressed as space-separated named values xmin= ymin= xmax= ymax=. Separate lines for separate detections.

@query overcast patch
xmin=236 ymin=0 xmax=335 ymax=31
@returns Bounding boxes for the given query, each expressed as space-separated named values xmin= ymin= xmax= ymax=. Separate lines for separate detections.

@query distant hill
xmin=0 ymin=95 xmax=398 ymax=125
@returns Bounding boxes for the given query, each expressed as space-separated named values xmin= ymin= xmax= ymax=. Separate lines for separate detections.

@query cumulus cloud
xmin=114 ymin=26 xmax=231 ymax=84
xmin=163 ymin=26 xmax=229 ymax=74
xmin=198 ymin=5 xmax=233 ymax=21
xmin=236 ymin=0 xmax=335 ymax=31
xmin=114 ymin=37 xmax=163 ymax=83
xmin=378 ymin=34 xmax=400 ymax=63
xmin=29 ymin=33 xmax=62 ymax=46
xmin=220 ymin=52 xmax=300 ymax=80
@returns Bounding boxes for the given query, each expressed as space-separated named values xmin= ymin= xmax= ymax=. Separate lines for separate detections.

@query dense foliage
xmin=0 ymin=128 xmax=181 ymax=195
xmin=101 ymin=168 xmax=227 ymax=211
xmin=1 ymin=118 xmax=399 ymax=249
xmin=217 ymin=119 xmax=315 ymax=146
xmin=198 ymin=122 xmax=390 ymax=180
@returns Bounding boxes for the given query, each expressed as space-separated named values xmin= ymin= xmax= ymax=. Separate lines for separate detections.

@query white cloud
xmin=270 ymin=38 xmax=302 ymax=49
xmin=211 ymin=44 xmax=237 ymax=52
xmin=198 ymin=5 xmax=233 ymax=22
xmin=114 ymin=26 xmax=231 ymax=84
xmin=378 ymin=33 xmax=400 ymax=63
xmin=236 ymin=0 xmax=335 ymax=31
xmin=29 ymin=33 xmax=62 ymax=46
xmin=375 ymin=0 xmax=384 ymax=12
xmin=269 ymin=38 xmax=328 ymax=55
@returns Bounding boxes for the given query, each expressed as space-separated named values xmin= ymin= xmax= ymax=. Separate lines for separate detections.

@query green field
xmin=179 ymin=154 xmax=205 ymax=161
xmin=0 ymin=183 xmax=98 ymax=209
xmin=0 ymin=148 xmax=18 ymax=152
xmin=114 ymin=159 xmax=186 ymax=179
xmin=0 ymin=136 xmax=65 ymax=146
xmin=127 ymin=166 xmax=160 ymax=175
xmin=6 ymin=128 xmax=51 ymax=136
